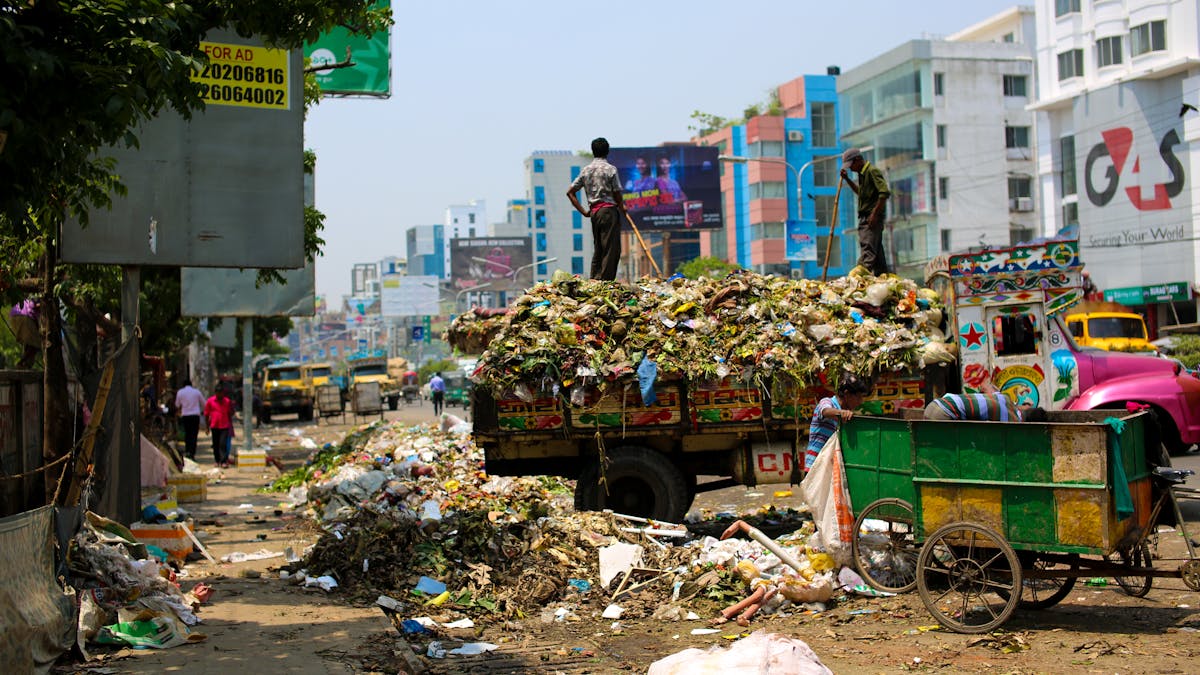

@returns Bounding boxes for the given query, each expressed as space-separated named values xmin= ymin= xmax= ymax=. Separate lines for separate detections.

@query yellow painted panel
xmin=1055 ymin=488 xmax=1108 ymax=550
xmin=921 ymin=486 xmax=959 ymax=534
xmin=960 ymin=488 xmax=1003 ymax=532
xmin=1051 ymin=427 xmax=1105 ymax=484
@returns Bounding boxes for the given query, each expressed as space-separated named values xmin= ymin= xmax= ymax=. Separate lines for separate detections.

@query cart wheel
xmin=1180 ymin=560 xmax=1200 ymax=592
xmin=1112 ymin=541 xmax=1153 ymax=597
xmin=853 ymin=498 xmax=918 ymax=593
xmin=916 ymin=522 xmax=1022 ymax=634
xmin=999 ymin=554 xmax=1078 ymax=610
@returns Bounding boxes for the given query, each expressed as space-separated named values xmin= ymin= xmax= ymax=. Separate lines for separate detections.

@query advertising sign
xmin=181 ymin=261 xmax=315 ymax=317
xmin=1074 ymin=77 xmax=1193 ymax=290
xmin=195 ymin=41 xmax=290 ymax=110
xmin=610 ymin=146 xmax=723 ymax=231
xmin=304 ymin=0 xmax=392 ymax=97
xmin=785 ymin=219 xmax=817 ymax=261
xmin=380 ymin=275 xmax=439 ymax=317
xmin=450 ymin=237 xmax=533 ymax=291
xmin=1104 ymin=281 xmax=1191 ymax=305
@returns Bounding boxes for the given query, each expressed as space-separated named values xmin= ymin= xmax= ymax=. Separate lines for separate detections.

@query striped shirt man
xmin=924 ymin=393 xmax=1024 ymax=422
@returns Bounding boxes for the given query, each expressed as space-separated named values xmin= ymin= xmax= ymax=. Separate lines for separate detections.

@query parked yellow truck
xmin=348 ymin=355 xmax=400 ymax=410
xmin=1064 ymin=303 xmax=1154 ymax=352
xmin=261 ymin=361 xmax=314 ymax=422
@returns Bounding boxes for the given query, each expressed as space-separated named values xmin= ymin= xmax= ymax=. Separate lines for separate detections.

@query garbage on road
xmin=648 ymin=630 xmax=833 ymax=674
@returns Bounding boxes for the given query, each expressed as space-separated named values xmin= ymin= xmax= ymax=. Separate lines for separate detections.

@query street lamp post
xmin=718 ymin=147 xmax=872 ymax=221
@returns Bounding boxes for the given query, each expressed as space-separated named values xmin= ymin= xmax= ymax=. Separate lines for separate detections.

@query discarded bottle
xmin=1085 ymin=577 xmax=1108 ymax=587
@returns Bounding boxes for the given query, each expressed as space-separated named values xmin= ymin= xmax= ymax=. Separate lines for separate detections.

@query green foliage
xmin=419 ymin=358 xmax=459 ymax=382
xmin=690 ymin=88 xmax=785 ymax=136
xmin=688 ymin=110 xmax=728 ymax=136
xmin=677 ymin=256 xmax=740 ymax=280
xmin=1167 ymin=335 xmax=1200 ymax=370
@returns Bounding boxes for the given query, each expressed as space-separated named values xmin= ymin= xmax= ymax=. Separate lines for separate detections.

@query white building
xmin=838 ymin=8 xmax=1038 ymax=278
xmin=1031 ymin=0 xmax=1199 ymax=328
xmin=524 ymin=151 xmax=592 ymax=281
xmin=443 ymin=199 xmax=488 ymax=277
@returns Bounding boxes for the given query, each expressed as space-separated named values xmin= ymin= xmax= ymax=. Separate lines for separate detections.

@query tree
xmin=0 ymin=0 xmax=390 ymax=502
xmin=677 ymin=256 xmax=741 ymax=281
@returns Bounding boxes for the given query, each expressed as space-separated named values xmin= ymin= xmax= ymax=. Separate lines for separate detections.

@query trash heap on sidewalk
xmin=269 ymin=419 xmax=903 ymax=633
xmin=444 ymin=307 xmax=512 ymax=355
xmin=464 ymin=269 xmax=952 ymax=398
xmin=69 ymin=512 xmax=211 ymax=653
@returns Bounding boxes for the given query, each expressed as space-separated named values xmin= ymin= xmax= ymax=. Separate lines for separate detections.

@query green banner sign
xmin=1104 ymin=281 xmax=1192 ymax=305
xmin=422 ymin=315 xmax=432 ymax=344
xmin=304 ymin=1 xmax=391 ymax=97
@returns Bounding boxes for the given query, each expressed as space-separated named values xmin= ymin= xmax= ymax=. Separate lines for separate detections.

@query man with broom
xmin=840 ymin=147 xmax=891 ymax=275
xmin=567 ymin=137 xmax=627 ymax=281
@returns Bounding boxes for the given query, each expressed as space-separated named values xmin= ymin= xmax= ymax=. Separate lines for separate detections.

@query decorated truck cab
xmin=928 ymin=237 xmax=1200 ymax=454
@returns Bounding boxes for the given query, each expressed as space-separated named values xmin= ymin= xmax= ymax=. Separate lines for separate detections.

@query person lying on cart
xmin=805 ymin=375 xmax=871 ymax=472
xmin=923 ymin=391 xmax=1047 ymax=422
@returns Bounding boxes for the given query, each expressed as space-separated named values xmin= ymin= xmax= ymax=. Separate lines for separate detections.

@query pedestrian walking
xmin=567 ymin=137 xmax=627 ymax=281
xmin=805 ymin=376 xmax=870 ymax=472
xmin=203 ymin=385 xmax=233 ymax=467
xmin=840 ymin=147 xmax=892 ymax=275
xmin=174 ymin=378 xmax=205 ymax=460
xmin=429 ymin=371 xmax=446 ymax=416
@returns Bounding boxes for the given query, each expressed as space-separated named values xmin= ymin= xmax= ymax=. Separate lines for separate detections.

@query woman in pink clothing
xmin=203 ymin=386 xmax=233 ymax=467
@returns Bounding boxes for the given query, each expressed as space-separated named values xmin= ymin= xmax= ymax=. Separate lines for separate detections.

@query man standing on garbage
xmin=840 ymin=147 xmax=891 ymax=275
xmin=429 ymin=371 xmax=446 ymax=416
xmin=805 ymin=376 xmax=870 ymax=471
xmin=567 ymin=137 xmax=627 ymax=281
xmin=174 ymin=378 xmax=205 ymax=460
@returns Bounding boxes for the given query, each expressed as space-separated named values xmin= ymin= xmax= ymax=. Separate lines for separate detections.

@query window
xmin=816 ymin=235 xmax=841 ymax=265
xmin=936 ymin=125 xmax=946 ymax=148
xmin=811 ymin=102 xmax=836 ymax=147
xmin=533 ymin=158 xmax=545 ymax=173
xmin=1062 ymin=201 xmax=1079 ymax=227
xmin=1009 ymin=226 xmax=1034 ymax=246
xmin=716 ymin=141 xmax=728 ymax=175
xmin=992 ymin=312 xmax=1040 ymax=356
xmin=537 ymin=263 xmax=547 ymax=276
xmin=572 ymin=211 xmax=582 ymax=230
xmin=938 ymin=177 xmax=949 ymax=199
xmin=751 ymin=222 xmax=786 ymax=239
xmin=813 ymin=195 xmax=837 ymax=227
xmin=571 ymin=256 xmax=584 ymax=275
xmin=1130 ymin=20 xmax=1166 ymax=56
xmin=1008 ymin=176 xmax=1032 ymax=200
xmin=748 ymin=141 xmax=784 ymax=158
xmin=940 ymin=229 xmax=952 ymax=252
xmin=1002 ymin=32 xmax=1015 ymax=43
xmin=469 ymin=213 xmax=476 ymax=224
xmin=1005 ymin=126 xmax=1030 ymax=148
xmin=572 ymin=234 xmax=583 ymax=252
xmin=1060 ymin=136 xmax=1076 ymax=197
xmin=1096 ymin=36 xmax=1123 ymax=67
xmin=933 ymin=72 xmax=944 ymax=96
xmin=534 ymin=186 xmax=545 ymax=205
xmin=535 ymin=209 xmax=546 ymax=228
xmin=535 ymin=232 xmax=547 ymax=252
xmin=1055 ymin=0 xmax=1080 ymax=17
xmin=749 ymin=181 xmax=787 ymax=199
xmin=814 ymin=159 xmax=839 ymax=187
xmin=1002 ymin=74 xmax=1027 ymax=97
xmin=1057 ymin=49 xmax=1084 ymax=80
xmin=468 ymin=227 xmax=475 ymax=237
xmin=1068 ymin=320 xmax=1084 ymax=338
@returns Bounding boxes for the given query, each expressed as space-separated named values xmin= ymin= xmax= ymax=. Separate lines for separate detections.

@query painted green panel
xmin=878 ymin=421 xmax=912 ymax=472
xmin=957 ymin=424 xmax=1006 ymax=482
xmin=1004 ymin=426 xmax=1053 ymax=483
xmin=1004 ymin=487 xmax=1056 ymax=547
xmin=913 ymin=423 xmax=959 ymax=479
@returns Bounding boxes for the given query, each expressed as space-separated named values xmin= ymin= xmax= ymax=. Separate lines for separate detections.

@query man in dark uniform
xmin=840 ymin=147 xmax=891 ymax=275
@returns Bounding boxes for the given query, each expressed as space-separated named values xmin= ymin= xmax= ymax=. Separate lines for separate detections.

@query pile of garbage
xmin=444 ymin=307 xmax=512 ymax=355
xmin=270 ymin=420 xmax=899 ymax=626
xmin=70 ymin=512 xmax=210 ymax=652
xmin=470 ymin=269 xmax=952 ymax=398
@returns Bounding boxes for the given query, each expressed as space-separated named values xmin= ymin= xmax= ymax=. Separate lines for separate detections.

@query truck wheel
xmin=299 ymin=406 xmax=313 ymax=422
xmin=574 ymin=446 xmax=689 ymax=522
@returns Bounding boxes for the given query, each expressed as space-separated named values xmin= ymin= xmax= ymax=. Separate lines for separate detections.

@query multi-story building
xmin=696 ymin=72 xmax=852 ymax=278
xmin=350 ymin=262 xmax=379 ymax=297
xmin=405 ymin=224 xmax=445 ymax=278
xmin=838 ymin=8 xmax=1037 ymax=279
xmin=378 ymin=255 xmax=405 ymax=277
xmin=1031 ymin=0 xmax=1199 ymax=331
xmin=443 ymin=199 xmax=488 ymax=278
xmin=524 ymin=150 xmax=590 ymax=281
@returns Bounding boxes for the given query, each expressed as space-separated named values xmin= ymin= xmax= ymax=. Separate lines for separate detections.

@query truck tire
xmin=574 ymin=446 xmax=689 ymax=522
xmin=299 ymin=406 xmax=313 ymax=422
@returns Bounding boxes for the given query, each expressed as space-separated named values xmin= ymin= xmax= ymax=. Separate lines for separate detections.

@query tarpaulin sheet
xmin=82 ymin=339 xmax=140 ymax=524
xmin=0 ymin=506 xmax=75 ymax=673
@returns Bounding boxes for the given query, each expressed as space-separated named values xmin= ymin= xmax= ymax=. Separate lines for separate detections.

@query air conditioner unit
xmin=789 ymin=268 xmax=804 ymax=280
xmin=786 ymin=130 xmax=805 ymax=143
xmin=1015 ymin=197 xmax=1034 ymax=212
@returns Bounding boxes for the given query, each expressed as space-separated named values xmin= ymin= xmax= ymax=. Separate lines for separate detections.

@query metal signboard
xmin=609 ymin=146 xmax=723 ymax=231
xmin=380 ymin=275 xmax=440 ymax=317
xmin=304 ymin=1 xmax=392 ymax=97
xmin=450 ymin=237 xmax=533 ymax=291
xmin=1104 ymin=281 xmax=1191 ymax=305
xmin=62 ymin=30 xmax=305 ymax=268
xmin=411 ymin=326 xmax=424 ymax=342
xmin=180 ymin=262 xmax=315 ymax=317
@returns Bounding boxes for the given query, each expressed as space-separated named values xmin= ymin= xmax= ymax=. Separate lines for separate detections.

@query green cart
xmin=840 ymin=410 xmax=1200 ymax=633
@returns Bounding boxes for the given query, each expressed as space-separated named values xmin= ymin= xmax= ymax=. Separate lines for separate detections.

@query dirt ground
xmin=64 ymin=404 xmax=1200 ymax=674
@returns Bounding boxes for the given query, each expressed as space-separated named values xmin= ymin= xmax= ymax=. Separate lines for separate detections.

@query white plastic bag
xmin=799 ymin=435 xmax=854 ymax=565
xmin=648 ymin=631 xmax=832 ymax=674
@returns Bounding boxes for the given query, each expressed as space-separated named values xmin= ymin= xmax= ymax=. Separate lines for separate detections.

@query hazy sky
xmin=306 ymin=0 xmax=1022 ymax=301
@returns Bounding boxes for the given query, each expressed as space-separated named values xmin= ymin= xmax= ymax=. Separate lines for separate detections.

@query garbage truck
xmin=261 ymin=361 xmax=314 ymax=423
xmin=472 ymin=237 xmax=1200 ymax=521
xmin=348 ymin=354 xmax=400 ymax=410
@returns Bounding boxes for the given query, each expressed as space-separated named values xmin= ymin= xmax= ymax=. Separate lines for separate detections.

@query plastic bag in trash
xmin=647 ymin=630 xmax=832 ymax=674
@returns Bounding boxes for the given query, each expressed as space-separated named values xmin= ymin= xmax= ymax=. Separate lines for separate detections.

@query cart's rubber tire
xmin=916 ymin=522 xmax=1022 ymax=634
xmin=1112 ymin=541 xmax=1153 ymax=597
xmin=998 ymin=554 xmax=1078 ymax=610
xmin=299 ymin=406 xmax=314 ymax=422
xmin=574 ymin=446 xmax=689 ymax=522
xmin=852 ymin=498 xmax=918 ymax=594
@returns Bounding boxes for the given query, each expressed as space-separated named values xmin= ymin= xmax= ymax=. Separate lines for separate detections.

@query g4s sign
xmin=1085 ymin=127 xmax=1185 ymax=211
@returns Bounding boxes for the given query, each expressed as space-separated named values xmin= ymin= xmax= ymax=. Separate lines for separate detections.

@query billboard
xmin=450 ymin=237 xmax=533 ymax=291
xmin=610 ymin=146 xmax=723 ymax=231
xmin=63 ymin=30 xmax=305 ymax=268
xmin=380 ymin=275 xmax=440 ymax=317
xmin=180 ymin=262 xmax=315 ymax=317
xmin=785 ymin=220 xmax=818 ymax=262
xmin=304 ymin=1 xmax=392 ymax=97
